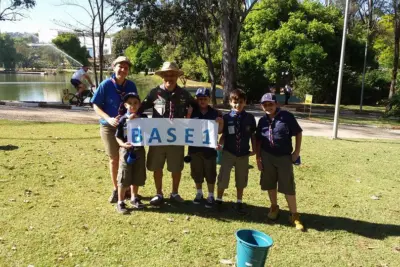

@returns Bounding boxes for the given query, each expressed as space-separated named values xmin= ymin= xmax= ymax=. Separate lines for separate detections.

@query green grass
xmin=1 ymin=120 xmax=399 ymax=267
xmin=308 ymin=103 xmax=386 ymax=113
xmin=296 ymin=113 xmax=400 ymax=128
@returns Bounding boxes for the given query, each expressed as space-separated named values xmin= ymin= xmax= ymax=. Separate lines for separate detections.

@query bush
xmin=181 ymin=57 xmax=208 ymax=82
xmin=293 ymin=75 xmax=322 ymax=102
xmin=385 ymin=92 xmax=400 ymax=118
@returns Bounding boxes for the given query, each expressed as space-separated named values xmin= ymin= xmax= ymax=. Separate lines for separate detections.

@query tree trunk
xmin=91 ymin=27 xmax=99 ymax=87
xmin=389 ymin=0 xmax=400 ymax=102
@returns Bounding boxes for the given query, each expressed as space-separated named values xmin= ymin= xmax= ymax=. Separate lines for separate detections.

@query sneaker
xmin=170 ymin=193 xmax=184 ymax=203
xmin=131 ymin=198 xmax=145 ymax=209
xmin=267 ymin=205 xmax=280 ymax=220
xmin=233 ymin=202 xmax=248 ymax=216
xmin=205 ymin=196 xmax=215 ymax=209
xmin=216 ymin=199 xmax=223 ymax=211
xmin=149 ymin=194 xmax=164 ymax=206
xmin=193 ymin=193 xmax=204 ymax=204
xmin=108 ymin=190 xmax=118 ymax=204
xmin=116 ymin=202 xmax=128 ymax=214
xmin=289 ymin=213 xmax=305 ymax=231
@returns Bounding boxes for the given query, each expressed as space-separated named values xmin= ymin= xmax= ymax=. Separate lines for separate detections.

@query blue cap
xmin=123 ymin=92 xmax=140 ymax=103
xmin=260 ymin=93 xmax=277 ymax=103
xmin=195 ymin=87 xmax=210 ymax=97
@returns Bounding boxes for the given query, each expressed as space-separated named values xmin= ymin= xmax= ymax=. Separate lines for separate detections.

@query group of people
xmin=88 ymin=56 xmax=304 ymax=231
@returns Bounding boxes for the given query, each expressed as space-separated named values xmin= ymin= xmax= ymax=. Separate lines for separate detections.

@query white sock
xmin=197 ymin=189 xmax=203 ymax=195
xmin=237 ymin=199 xmax=242 ymax=203
xmin=171 ymin=193 xmax=178 ymax=197
xmin=118 ymin=201 xmax=124 ymax=204
xmin=208 ymin=192 xmax=214 ymax=198
xmin=216 ymin=198 xmax=223 ymax=202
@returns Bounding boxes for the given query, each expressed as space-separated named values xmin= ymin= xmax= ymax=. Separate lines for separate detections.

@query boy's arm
xmin=255 ymin=138 xmax=263 ymax=171
xmin=292 ymin=132 xmax=302 ymax=162
xmin=250 ymin=134 xmax=256 ymax=156
xmin=217 ymin=134 xmax=225 ymax=150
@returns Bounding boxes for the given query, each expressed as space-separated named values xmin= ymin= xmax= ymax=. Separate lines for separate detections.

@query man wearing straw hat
xmin=137 ymin=62 xmax=197 ymax=206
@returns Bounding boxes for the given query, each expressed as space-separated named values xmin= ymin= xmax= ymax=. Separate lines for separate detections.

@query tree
xmin=389 ymin=0 xmax=400 ymax=101
xmin=125 ymin=41 xmax=162 ymax=73
xmin=0 ymin=0 xmax=35 ymax=21
xmin=112 ymin=28 xmax=138 ymax=57
xmin=0 ymin=34 xmax=17 ymax=69
xmin=52 ymin=33 xmax=90 ymax=66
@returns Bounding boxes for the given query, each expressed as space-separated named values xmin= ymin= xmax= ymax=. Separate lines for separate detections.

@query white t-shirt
xmin=72 ymin=68 xmax=86 ymax=80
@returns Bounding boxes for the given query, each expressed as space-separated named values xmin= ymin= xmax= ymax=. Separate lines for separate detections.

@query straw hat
xmin=155 ymin=62 xmax=184 ymax=77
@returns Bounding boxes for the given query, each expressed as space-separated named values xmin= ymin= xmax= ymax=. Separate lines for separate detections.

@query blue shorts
xmin=70 ymin=79 xmax=82 ymax=88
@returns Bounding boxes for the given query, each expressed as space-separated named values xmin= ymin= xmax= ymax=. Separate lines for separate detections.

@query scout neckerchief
xmin=161 ymin=84 xmax=179 ymax=120
xmin=110 ymin=74 xmax=127 ymax=116
xmin=266 ymin=108 xmax=281 ymax=148
xmin=230 ymin=110 xmax=242 ymax=153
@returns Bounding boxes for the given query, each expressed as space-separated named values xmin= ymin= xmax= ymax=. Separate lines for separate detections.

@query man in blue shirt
xmin=255 ymin=93 xmax=304 ymax=231
xmin=91 ymin=56 xmax=138 ymax=203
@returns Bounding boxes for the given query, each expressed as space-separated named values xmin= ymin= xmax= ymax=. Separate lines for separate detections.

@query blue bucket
xmin=235 ymin=229 xmax=273 ymax=267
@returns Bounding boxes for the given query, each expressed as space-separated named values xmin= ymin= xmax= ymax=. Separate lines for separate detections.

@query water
xmin=0 ymin=73 xmax=72 ymax=102
xmin=28 ymin=43 xmax=84 ymax=67
xmin=0 ymin=73 xmax=155 ymax=102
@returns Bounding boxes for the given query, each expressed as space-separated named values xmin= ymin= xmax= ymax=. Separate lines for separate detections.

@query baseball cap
xmin=260 ymin=93 xmax=277 ymax=103
xmin=123 ymin=92 xmax=140 ymax=103
xmin=195 ymin=87 xmax=210 ymax=97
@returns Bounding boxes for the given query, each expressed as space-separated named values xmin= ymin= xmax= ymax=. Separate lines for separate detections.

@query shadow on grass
xmin=0 ymin=144 xmax=19 ymax=151
xmin=140 ymin=200 xmax=400 ymax=240
xmin=340 ymin=139 xmax=400 ymax=145
xmin=0 ymin=137 xmax=99 ymax=141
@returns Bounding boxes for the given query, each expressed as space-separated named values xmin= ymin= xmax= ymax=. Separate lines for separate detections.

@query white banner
xmin=127 ymin=118 xmax=218 ymax=148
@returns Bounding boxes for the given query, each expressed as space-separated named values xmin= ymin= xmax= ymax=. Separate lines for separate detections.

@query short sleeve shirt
xmin=91 ymin=78 xmax=138 ymax=125
xmin=256 ymin=109 xmax=302 ymax=156
xmin=72 ymin=69 xmax=86 ymax=80
xmin=188 ymin=106 xmax=221 ymax=157
xmin=223 ymin=110 xmax=256 ymax=157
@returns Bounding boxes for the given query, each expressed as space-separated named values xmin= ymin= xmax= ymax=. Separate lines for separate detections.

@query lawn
xmin=0 ymin=120 xmax=399 ymax=267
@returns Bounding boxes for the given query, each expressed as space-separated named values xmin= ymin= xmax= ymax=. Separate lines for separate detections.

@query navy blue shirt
xmin=223 ymin=110 xmax=256 ymax=157
xmin=91 ymin=76 xmax=138 ymax=125
xmin=188 ymin=106 xmax=221 ymax=158
xmin=115 ymin=113 xmax=148 ymax=144
xmin=256 ymin=109 xmax=302 ymax=156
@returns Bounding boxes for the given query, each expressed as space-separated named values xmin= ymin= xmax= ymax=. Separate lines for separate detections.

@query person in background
xmin=284 ymin=84 xmax=292 ymax=105
xmin=70 ymin=66 xmax=95 ymax=96
xmin=91 ymin=56 xmax=138 ymax=203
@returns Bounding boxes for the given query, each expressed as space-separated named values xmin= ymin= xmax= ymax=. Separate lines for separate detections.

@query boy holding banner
xmin=216 ymin=89 xmax=256 ymax=215
xmin=115 ymin=92 xmax=148 ymax=214
xmin=189 ymin=88 xmax=223 ymax=208
xmin=255 ymin=93 xmax=304 ymax=231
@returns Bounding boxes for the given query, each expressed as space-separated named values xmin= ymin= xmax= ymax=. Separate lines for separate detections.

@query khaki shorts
xmin=190 ymin=152 xmax=217 ymax=184
xmin=117 ymin=147 xmax=146 ymax=187
xmin=100 ymin=124 xmax=119 ymax=159
xmin=147 ymin=146 xmax=184 ymax=172
xmin=260 ymin=150 xmax=295 ymax=195
xmin=217 ymin=150 xmax=249 ymax=189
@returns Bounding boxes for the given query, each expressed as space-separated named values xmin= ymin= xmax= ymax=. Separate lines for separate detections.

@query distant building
xmin=78 ymin=36 xmax=113 ymax=58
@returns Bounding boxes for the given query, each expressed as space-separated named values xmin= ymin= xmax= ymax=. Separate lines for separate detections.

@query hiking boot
xmin=205 ymin=196 xmax=215 ymax=209
xmin=149 ymin=194 xmax=164 ymax=206
xmin=108 ymin=189 xmax=118 ymax=204
xmin=267 ymin=205 xmax=280 ymax=220
xmin=233 ymin=202 xmax=248 ymax=216
xmin=131 ymin=198 xmax=145 ymax=209
xmin=116 ymin=202 xmax=128 ymax=214
xmin=193 ymin=193 xmax=204 ymax=204
xmin=289 ymin=213 xmax=305 ymax=231
xmin=170 ymin=193 xmax=184 ymax=203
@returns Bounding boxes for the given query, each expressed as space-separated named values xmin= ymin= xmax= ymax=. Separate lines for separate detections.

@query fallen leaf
xmin=394 ymin=246 xmax=400 ymax=252
xmin=24 ymin=200 xmax=30 ymax=203
xmin=167 ymin=218 xmax=174 ymax=222
xmin=9 ymin=199 xmax=16 ymax=202
xmin=185 ymin=216 xmax=190 ymax=221
xmin=11 ymin=245 xmax=17 ymax=251
xmin=182 ymin=229 xmax=190 ymax=234
xmin=370 ymin=195 xmax=380 ymax=200
xmin=220 ymin=259 xmax=234 ymax=265
xmin=165 ymin=238 xmax=176 ymax=244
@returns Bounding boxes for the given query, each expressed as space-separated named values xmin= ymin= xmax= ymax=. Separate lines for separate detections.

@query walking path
xmin=0 ymin=105 xmax=399 ymax=140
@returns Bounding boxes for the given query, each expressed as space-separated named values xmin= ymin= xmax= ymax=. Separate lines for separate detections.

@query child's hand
xmin=215 ymin=117 xmax=223 ymax=124
xmin=121 ymin=142 xmax=133 ymax=149
xmin=216 ymin=144 xmax=223 ymax=151
xmin=256 ymin=157 xmax=263 ymax=171
xmin=128 ymin=113 xmax=138 ymax=120
xmin=291 ymin=151 xmax=300 ymax=163
xmin=249 ymin=151 xmax=256 ymax=156
xmin=186 ymin=106 xmax=193 ymax=118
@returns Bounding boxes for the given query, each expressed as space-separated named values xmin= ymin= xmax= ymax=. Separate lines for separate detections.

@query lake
xmin=0 ymin=73 xmax=160 ymax=102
